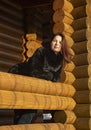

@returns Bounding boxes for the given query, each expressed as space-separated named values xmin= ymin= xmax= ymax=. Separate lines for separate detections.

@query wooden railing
xmin=0 ymin=72 xmax=76 ymax=130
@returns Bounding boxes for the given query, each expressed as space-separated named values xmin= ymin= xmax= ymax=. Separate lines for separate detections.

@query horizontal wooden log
xmin=60 ymin=70 xmax=76 ymax=84
xmin=0 ymin=90 xmax=76 ymax=110
xmin=0 ymin=50 xmax=23 ymax=61
xmin=72 ymin=53 xmax=91 ymax=66
xmin=0 ymin=33 xmax=22 ymax=44
xmin=73 ymin=77 xmax=91 ymax=91
xmin=54 ymin=110 xmax=76 ymax=123
xmin=53 ymin=0 xmax=73 ymax=13
xmin=74 ymin=118 xmax=91 ymax=130
xmin=72 ymin=40 xmax=90 ymax=54
xmin=0 ymin=0 xmax=22 ymax=16
xmin=0 ymin=22 xmax=23 ymax=36
xmin=0 ymin=41 xmax=23 ymax=53
xmin=71 ymin=5 xmax=87 ymax=19
xmin=72 ymin=29 xmax=91 ymax=42
xmin=64 ymin=62 xmax=75 ymax=72
xmin=0 ymin=25 xmax=22 ymax=40
xmin=74 ymin=104 xmax=91 ymax=117
xmin=0 ymin=123 xmax=76 ymax=130
xmin=53 ymin=22 xmax=74 ymax=36
xmin=26 ymin=33 xmax=37 ymax=41
xmin=0 ymin=72 xmax=76 ymax=97
xmin=69 ymin=0 xmax=86 ymax=8
xmin=53 ymin=9 xmax=74 ymax=24
xmin=72 ymin=64 xmax=91 ymax=78
xmin=0 ymin=17 xmax=23 ymax=32
xmin=72 ymin=17 xmax=91 ymax=31
xmin=73 ymin=90 xmax=91 ymax=103
xmin=0 ymin=11 xmax=23 ymax=28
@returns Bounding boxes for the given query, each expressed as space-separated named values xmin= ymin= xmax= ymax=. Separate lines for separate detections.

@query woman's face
xmin=51 ymin=35 xmax=63 ymax=54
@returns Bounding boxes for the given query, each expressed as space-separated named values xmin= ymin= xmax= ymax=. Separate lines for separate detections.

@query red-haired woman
xmin=8 ymin=33 xmax=72 ymax=124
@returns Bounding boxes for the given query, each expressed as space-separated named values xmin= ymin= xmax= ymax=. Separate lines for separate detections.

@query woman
xmin=8 ymin=33 xmax=72 ymax=124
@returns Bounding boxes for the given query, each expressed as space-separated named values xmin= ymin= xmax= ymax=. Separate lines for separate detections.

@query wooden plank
xmin=0 ymin=90 xmax=76 ymax=110
xmin=0 ymin=123 xmax=76 ymax=130
xmin=0 ymin=72 xmax=76 ymax=97
xmin=54 ymin=110 xmax=76 ymax=123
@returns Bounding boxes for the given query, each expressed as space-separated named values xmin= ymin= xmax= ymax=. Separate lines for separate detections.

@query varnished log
xmin=72 ymin=28 xmax=91 ymax=42
xmin=60 ymin=70 xmax=76 ymax=84
xmin=26 ymin=40 xmax=41 ymax=58
xmin=0 ymin=20 xmax=23 ymax=35
xmin=54 ymin=110 xmax=76 ymax=123
xmin=73 ymin=78 xmax=91 ymax=91
xmin=0 ymin=123 xmax=76 ymax=130
xmin=53 ymin=9 xmax=74 ymax=24
xmin=72 ymin=53 xmax=91 ymax=66
xmin=26 ymin=40 xmax=41 ymax=49
xmin=0 ymin=90 xmax=76 ymax=110
xmin=72 ymin=40 xmax=90 ymax=54
xmin=71 ymin=5 xmax=87 ymax=19
xmin=26 ymin=33 xmax=37 ymax=41
xmin=69 ymin=0 xmax=86 ymax=8
xmin=74 ymin=104 xmax=91 ymax=117
xmin=64 ymin=62 xmax=75 ymax=72
xmin=0 ymin=49 xmax=23 ymax=61
xmin=72 ymin=17 xmax=91 ymax=31
xmin=0 ymin=25 xmax=22 ymax=40
xmin=53 ymin=22 xmax=74 ymax=36
xmin=0 ymin=72 xmax=76 ymax=97
xmin=0 ymin=34 xmax=22 ymax=45
xmin=72 ymin=64 xmax=91 ymax=78
xmin=73 ymin=90 xmax=91 ymax=103
xmin=74 ymin=118 xmax=91 ymax=130
xmin=53 ymin=0 xmax=73 ymax=13
xmin=0 ymin=41 xmax=23 ymax=53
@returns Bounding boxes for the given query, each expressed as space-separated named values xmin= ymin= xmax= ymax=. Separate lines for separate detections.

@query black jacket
xmin=8 ymin=46 xmax=63 ymax=82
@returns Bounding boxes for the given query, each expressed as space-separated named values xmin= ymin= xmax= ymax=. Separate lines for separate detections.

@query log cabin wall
xmin=0 ymin=0 xmax=24 ymax=125
xmin=0 ymin=0 xmax=25 ymax=72
xmin=52 ymin=0 xmax=77 ymax=128
xmin=70 ymin=0 xmax=91 ymax=130
xmin=52 ymin=0 xmax=91 ymax=129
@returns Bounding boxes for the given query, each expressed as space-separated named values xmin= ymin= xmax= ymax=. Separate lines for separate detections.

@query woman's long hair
xmin=50 ymin=33 xmax=72 ymax=64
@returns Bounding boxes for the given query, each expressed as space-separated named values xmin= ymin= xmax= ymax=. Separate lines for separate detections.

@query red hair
xmin=61 ymin=38 xmax=72 ymax=64
xmin=51 ymin=33 xmax=72 ymax=64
